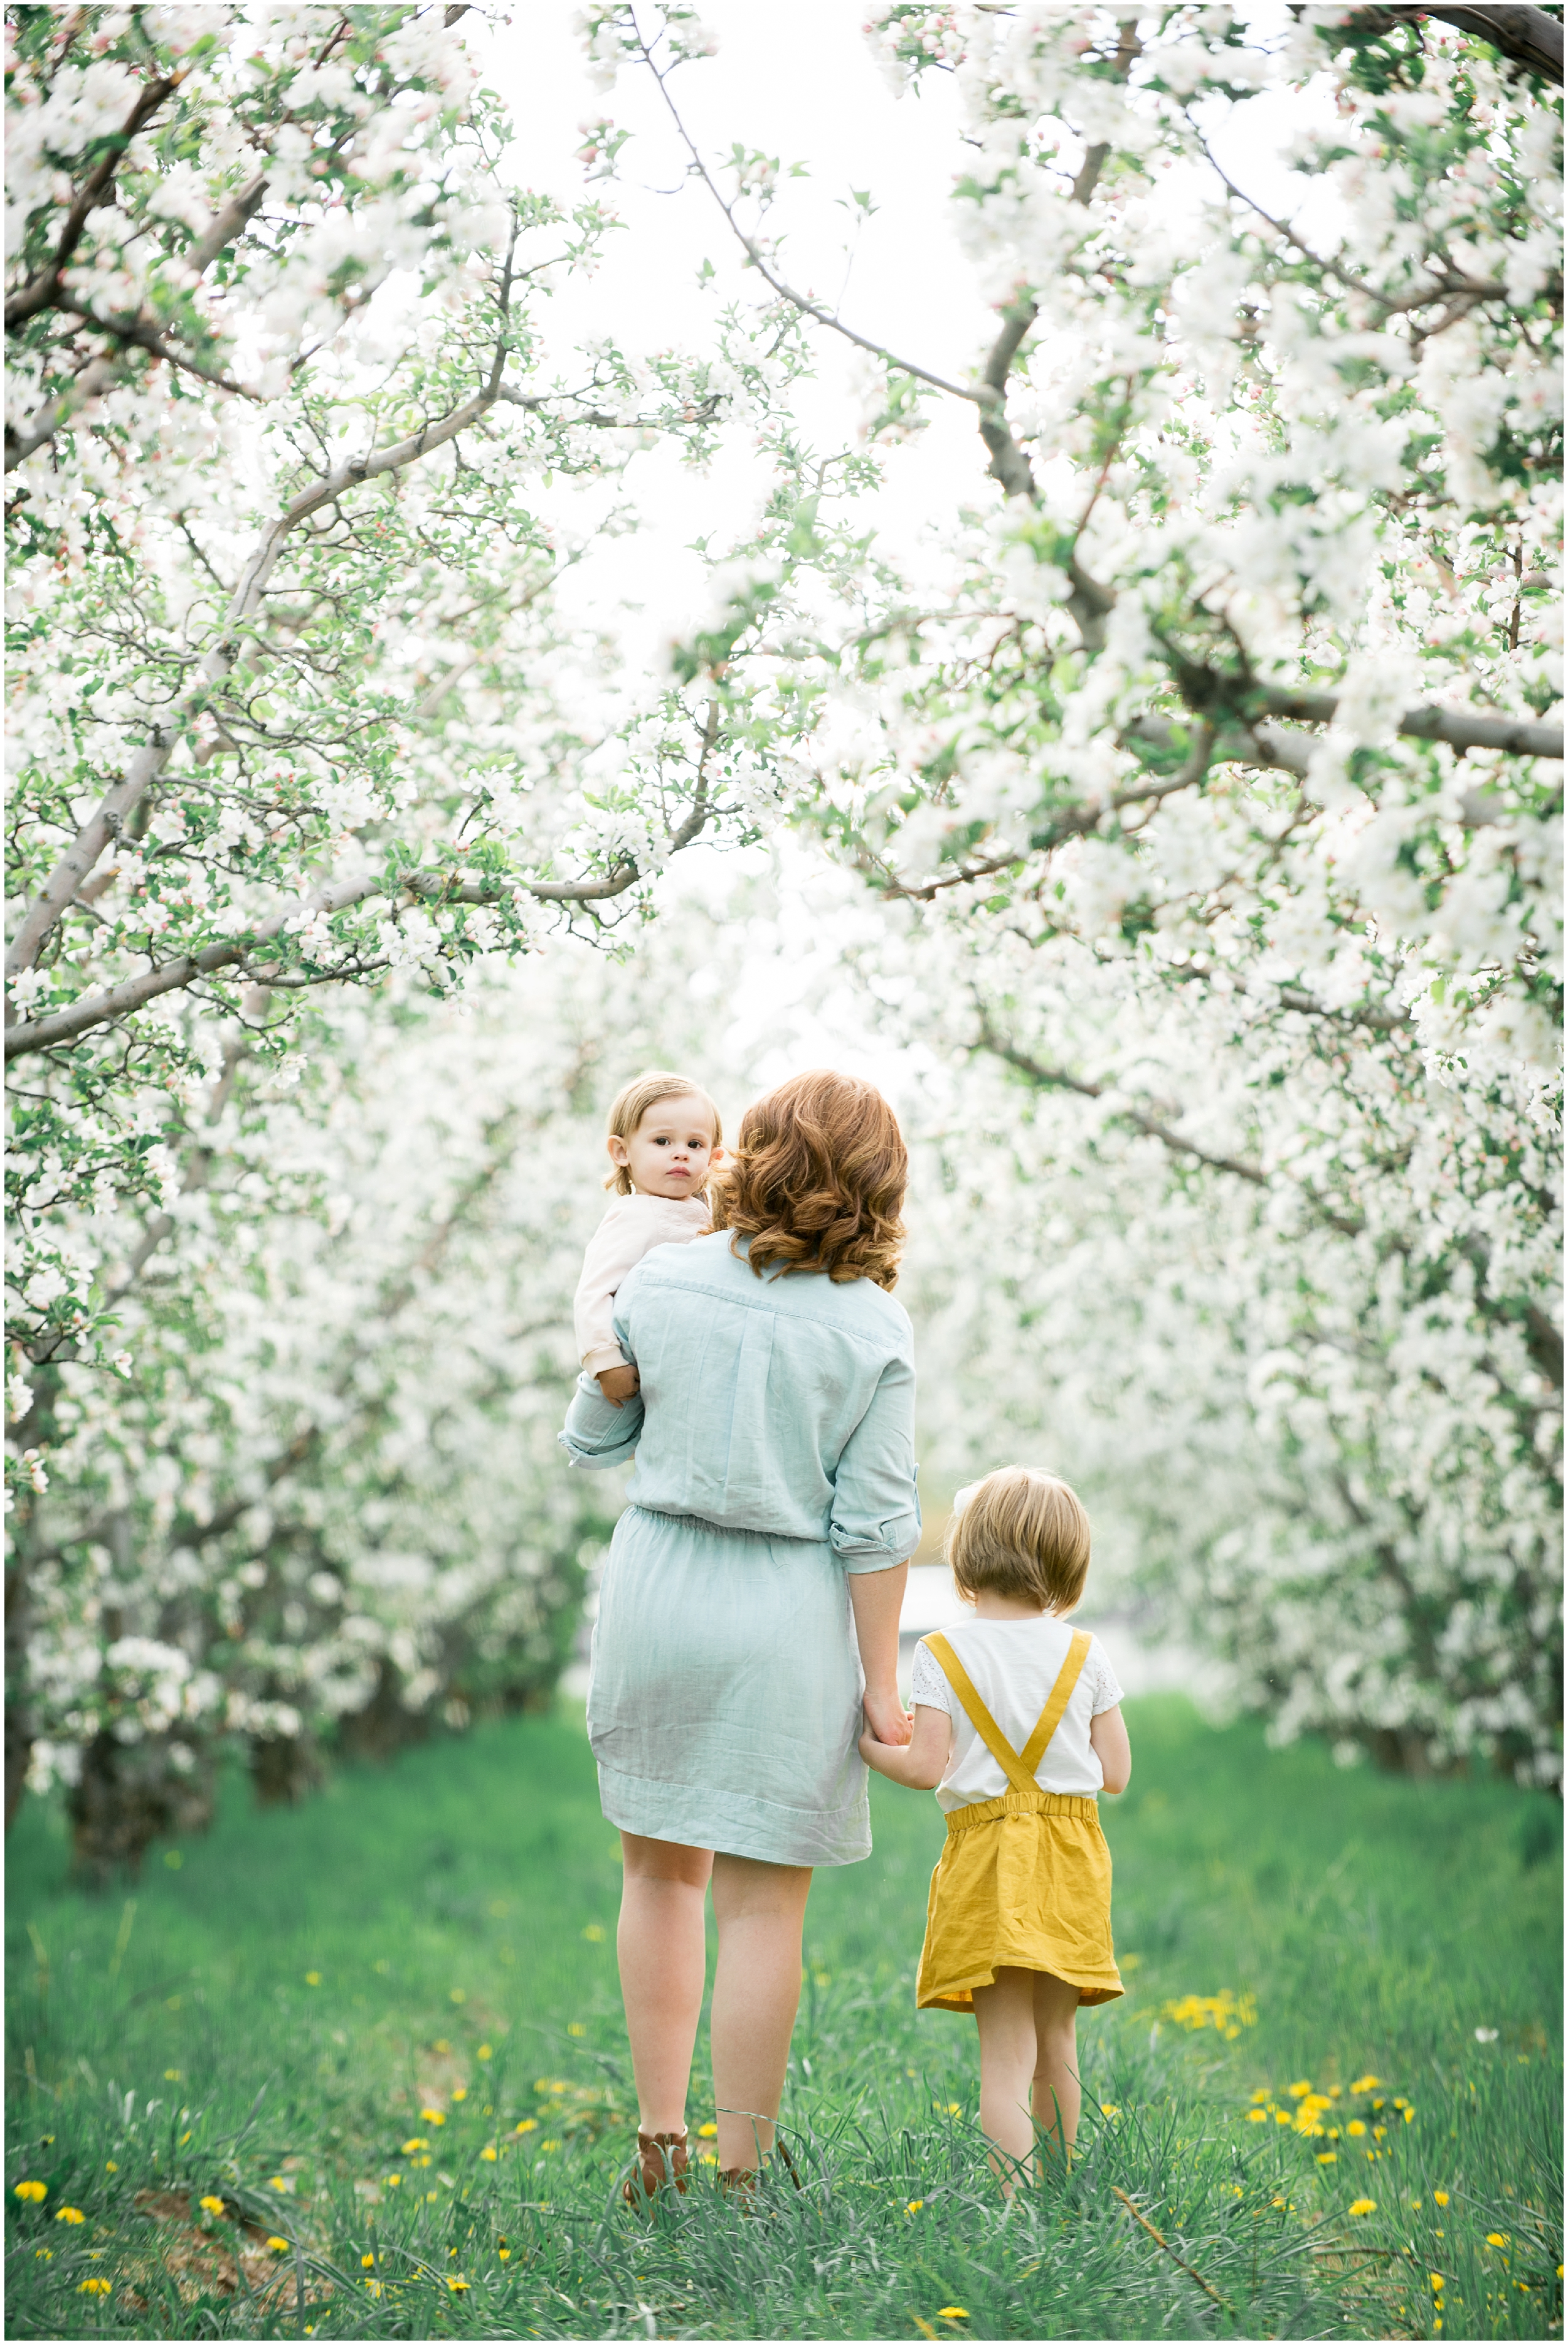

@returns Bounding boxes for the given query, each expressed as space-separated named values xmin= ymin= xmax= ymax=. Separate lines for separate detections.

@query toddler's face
xmin=610 ymin=1094 xmax=720 ymax=1199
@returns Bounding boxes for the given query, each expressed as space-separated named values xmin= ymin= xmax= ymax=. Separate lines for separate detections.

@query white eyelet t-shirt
xmin=910 ymin=1616 xmax=1125 ymax=1811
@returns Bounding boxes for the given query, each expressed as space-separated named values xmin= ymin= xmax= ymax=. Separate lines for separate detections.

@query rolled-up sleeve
xmin=829 ymin=1350 xmax=921 ymax=1572
xmin=558 ymin=1369 xmax=644 ymax=1470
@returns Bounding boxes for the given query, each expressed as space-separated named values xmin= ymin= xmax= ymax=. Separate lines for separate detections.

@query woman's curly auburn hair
xmin=711 ymin=1070 xmax=907 ymax=1290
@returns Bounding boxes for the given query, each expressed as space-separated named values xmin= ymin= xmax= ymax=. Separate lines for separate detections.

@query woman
xmin=559 ymin=1070 xmax=919 ymax=2195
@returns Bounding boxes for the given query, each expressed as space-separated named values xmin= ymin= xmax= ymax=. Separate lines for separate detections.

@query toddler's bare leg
xmin=972 ymin=1967 xmax=1040 ymax=2190
xmin=617 ymin=1831 xmax=713 ymax=2134
xmin=709 ymin=1853 xmax=813 ymax=2174
xmin=1029 ymin=1970 xmax=1082 ymax=2159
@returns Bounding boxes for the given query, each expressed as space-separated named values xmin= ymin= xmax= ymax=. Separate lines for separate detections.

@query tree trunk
xmin=67 ymin=1731 xmax=216 ymax=1886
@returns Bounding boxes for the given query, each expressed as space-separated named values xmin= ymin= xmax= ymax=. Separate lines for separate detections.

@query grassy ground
xmin=5 ymin=1696 xmax=1560 ymax=2341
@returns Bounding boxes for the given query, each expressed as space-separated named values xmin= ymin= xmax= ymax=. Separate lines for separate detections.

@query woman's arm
xmin=1089 ymin=1704 xmax=1131 ymax=1794
xmin=860 ymin=1704 xmax=950 ymax=1790
xmin=848 ymin=1561 xmax=912 ymax=1747
xmin=558 ymin=1366 xmax=644 ymax=1469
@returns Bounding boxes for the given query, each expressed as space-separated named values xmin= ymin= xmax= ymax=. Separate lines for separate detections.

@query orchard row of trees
xmin=6 ymin=3 xmax=1561 ymax=1873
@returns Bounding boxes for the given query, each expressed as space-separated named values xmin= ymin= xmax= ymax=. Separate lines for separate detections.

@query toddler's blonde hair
xmin=945 ymin=1466 xmax=1092 ymax=1614
xmin=604 ymin=1069 xmax=722 ymax=1196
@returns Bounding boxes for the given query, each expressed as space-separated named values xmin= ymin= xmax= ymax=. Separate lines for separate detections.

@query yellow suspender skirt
xmin=914 ymin=1630 xmax=1124 ymax=2012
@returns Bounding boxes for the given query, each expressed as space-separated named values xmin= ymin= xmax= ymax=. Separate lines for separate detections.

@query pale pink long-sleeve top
xmin=573 ymin=1191 xmax=712 ymax=1374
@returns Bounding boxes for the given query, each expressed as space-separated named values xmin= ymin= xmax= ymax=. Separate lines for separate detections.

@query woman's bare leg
xmin=972 ymin=1968 xmax=1040 ymax=2189
xmin=1030 ymin=1970 xmax=1082 ymax=2159
xmin=617 ymin=1831 xmax=713 ymax=2134
xmin=708 ymin=1853 xmax=813 ymax=2173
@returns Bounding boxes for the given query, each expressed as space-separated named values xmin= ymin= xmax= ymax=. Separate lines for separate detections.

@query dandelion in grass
xmin=1486 ymin=2233 xmax=1510 ymax=2248
xmin=515 ymin=2120 xmax=536 ymax=2135
xmin=1349 ymin=2075 xmax=1381 ymax=2093
xmin=906 ymin=2199 xmax=924 ymax=2215
xmin=362 ymin=2255 xmax=376 ymax=2269
xmin=452 ymin=2088 xmax=468 ymax=2103
xmin=305 ymin=1972 xmax=321 ymax=1986
xmin=1245 ymin=2108 xmax=1268 ymax=2124
xmin=34 ymin=2248 xmax=53 ymax=2261
xmin=163 ymin=2068 xmax=181 ymax=2082
xmin=267 ymin=2236 xmax=290 ymax=2253
xmin=14 ymin=2181 xmax=46 ymax=2203
xmin=567 ymin=2021 xmax=586 ymax=2037
xmin=402 ymin=2139 xmax=429 ymax=2154
xmin=199 ymin=2196 xmax=226 ymax=2217
xmin=583 ymin=1923 xmax=605 ymax=1942
xmin=698 ymin=2122 xmax=718 ymax=2139
xmin=1347 ymin=2119 xmax=1366 ymax=2137
xmin=938 ymin=2308 xmax=969 ymax=2321
xmin=447 ymin=2277 xmax=470 ymax=2292
xmin=1433 ymin=2191 xmax=1449 ymax=2206
xmin=55 ymin=2206 xmax=85 ymax=2224
xmin=481 ymin=2146 xmax=498 ymax=2162
xmin=385 ymin=2173 xmax=402 ymax=2187
xmin=268 ymin=2175 xmax=290 ymax=2192
xmin=1316 ymin=2152 xmax=1337 ymax=2164
xmin=1350 ymin=2199 xmax=1376 ymax=2217
xmin=541 ymin=2139 xmax=560 ymax=2153
xmin=420 ymin=2109 xmax=445 ymax=2125
xmin=78 ymin=2278 xmax=112 ymax=2296
xmin=104 ymin=2163 xmax=117 ymax=2174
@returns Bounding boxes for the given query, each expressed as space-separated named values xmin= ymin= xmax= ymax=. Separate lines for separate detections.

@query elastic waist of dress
xmin=943 ymin=1787 xmax=1101 ymax=1832
xmin=626 ymin=1504 xmax=825 ymax=1545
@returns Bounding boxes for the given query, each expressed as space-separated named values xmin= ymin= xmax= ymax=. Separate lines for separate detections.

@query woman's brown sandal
xmin=624 ymin=2127 xmax=689 ymax=2207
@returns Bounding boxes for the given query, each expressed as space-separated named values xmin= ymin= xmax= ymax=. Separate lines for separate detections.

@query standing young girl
xmin=859 ymin=1467 xmax=1130 ymax=2187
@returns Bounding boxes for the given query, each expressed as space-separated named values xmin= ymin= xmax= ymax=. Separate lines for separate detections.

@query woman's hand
xmin=595 ymin=1362 xmax=640 ymax=1408
xmin=861 ymin=1684 xmax=913 ymax=1748
xmin=860 ymin=1703 xmax=950 ymax=1789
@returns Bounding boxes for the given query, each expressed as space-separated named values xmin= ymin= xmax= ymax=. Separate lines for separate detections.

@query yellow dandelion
xmin=1402 ymin=2105 xmax=1416 ymax=2122
xmin=447 ymin=2277 xmax=470 ymax=2292
xmin=477 ymin=2043 xmax=494 ymax=2060
xmin=515 ymin=2119 xmax=536 ymax=2134
xmin=104 ymin=2164 xmax=117 ymax=2174
xmin=385 ymin=2173 xmax=401 ymax=2187
xmin=583 ymin=1923 xmax=606 ymax=1942
xmin=1349 ymin=2075 xmax=1381 ymax=2093
xmin=1099 ymin=2103 xmax=1121 ymax=2117
xmin=499 ymin=2247 xmax=511 ymax=2260
xmin=449 ymin=1989 xmax=467 ymax=2005
xmin=1347 ymin=2119 xmax=1366 ymax=2137
xmin=55 ymin=2206 xmax=85 ymax=2224
xmin=698 ymin=2122 xmax=718 ymax=2138
xmin=267 ymin=2175 xmax=289 ymax=2191
xmin=941 ymin=2102 xmax=962 ymax=2115
xmin=304 ymin=1972 xmax=321 ymax=1986
xmin=1433 ymin=2191 xmax=1449 ymax=2207
xmin=1286 ymin=2080 xmax=1312 ymax=2099
xmin=401 ymin=2138 xmax=428 ymax=2154
xmin=481 ymin=2147 xmax=498 ymax=2162
xmin=452 ymin=2087 xmax=468 ymax=2103
xmin=267 ymin=2236 xmax=291 ymax=2253
xmin=1245 ymin=2108 xmax=1268 ymax=2123
xmin=34 ymin=2249 xmax=53 ymax=2261
xmin=1486 ymin=2233 xmax=1510 ymax=2248
xmin=938 ymin=2309 xmax=970 ymax=2321
xmin=1349 ymin=2198 xmax=1376 ymax=2217
xmin=14 ymin=2181 xmax=46 ymax=2203
xmin=567 ymin=2021 xmax=586 ymax=2037
xmin=1249 ymin=2087 xmax=1273 ymax=2103
xmin=199 ymin=2196 xmax=226 ymax=2217
xmin=1316 ymin=2152 xmax=1337 ymax=2165
xmin=1274 ymin=2110 xmax=1293 ymax=2125
xmin=1430 ymin=2273 xmax=1444 ymax=2292
xmin=540 ymin=2139 xmax=559 ymax=2153
xmin=78 ymin=2278 xmax=112 ymax=2296
xmin=362 ymin=2254 xmax=376 ymax=2269
xmin=420 ymin=2109 xmax=446 ymax=2125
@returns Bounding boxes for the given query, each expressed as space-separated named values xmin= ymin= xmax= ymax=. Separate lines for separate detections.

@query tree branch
xmin=1357 ymin=6 xmax=1564 ymax=85
xmin=4 ymin=70 xmax=183 ymax=327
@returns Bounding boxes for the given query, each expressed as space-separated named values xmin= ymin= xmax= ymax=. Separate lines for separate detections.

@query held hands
xmin=595 ymin=1363 xmax=640 ymax=1409
xmin=861 ymin=1684 xmax=913 ymax=1749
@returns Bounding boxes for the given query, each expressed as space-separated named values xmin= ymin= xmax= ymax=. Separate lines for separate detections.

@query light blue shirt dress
xmin=558 ymin=1230 xmax=921 ymax=1866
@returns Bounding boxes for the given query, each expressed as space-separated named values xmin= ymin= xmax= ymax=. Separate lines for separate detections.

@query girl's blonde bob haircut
xmin=711 ymin=1069 xmax=906 ymax=1290
xmin=945 ymin=1467 xmax=1093 ymax=1614
xmin=603 ymin=1070 xmax=722 ymax=1196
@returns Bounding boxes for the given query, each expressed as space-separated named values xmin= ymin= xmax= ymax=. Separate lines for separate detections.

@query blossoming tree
xmin=595 ymin=2 xmax=1562 ymax=1777
xmin=4 ymin=2 xmax=802 ymax=1843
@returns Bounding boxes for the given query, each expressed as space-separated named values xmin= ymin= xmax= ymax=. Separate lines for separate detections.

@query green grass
xmin=5 ymin=1698 xmax=1561 ymax=2340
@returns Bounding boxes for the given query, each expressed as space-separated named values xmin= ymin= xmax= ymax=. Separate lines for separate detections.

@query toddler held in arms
xmin=859 ymin=1467 xmax=1131 ymax=2191
xmin=574 ymin=1070 xmax=724 ymax=1406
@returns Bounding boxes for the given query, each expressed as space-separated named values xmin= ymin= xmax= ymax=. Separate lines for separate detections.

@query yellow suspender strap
xmin=1020 ymin=1630 xmax=1093 ymax=1778
xmin=924 ymin=1630 xmax=1093 ymax=1797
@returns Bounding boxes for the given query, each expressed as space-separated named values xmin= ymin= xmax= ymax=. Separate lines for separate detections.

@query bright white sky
xmin=475 ymin=3 xmax=1332 ymax=678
